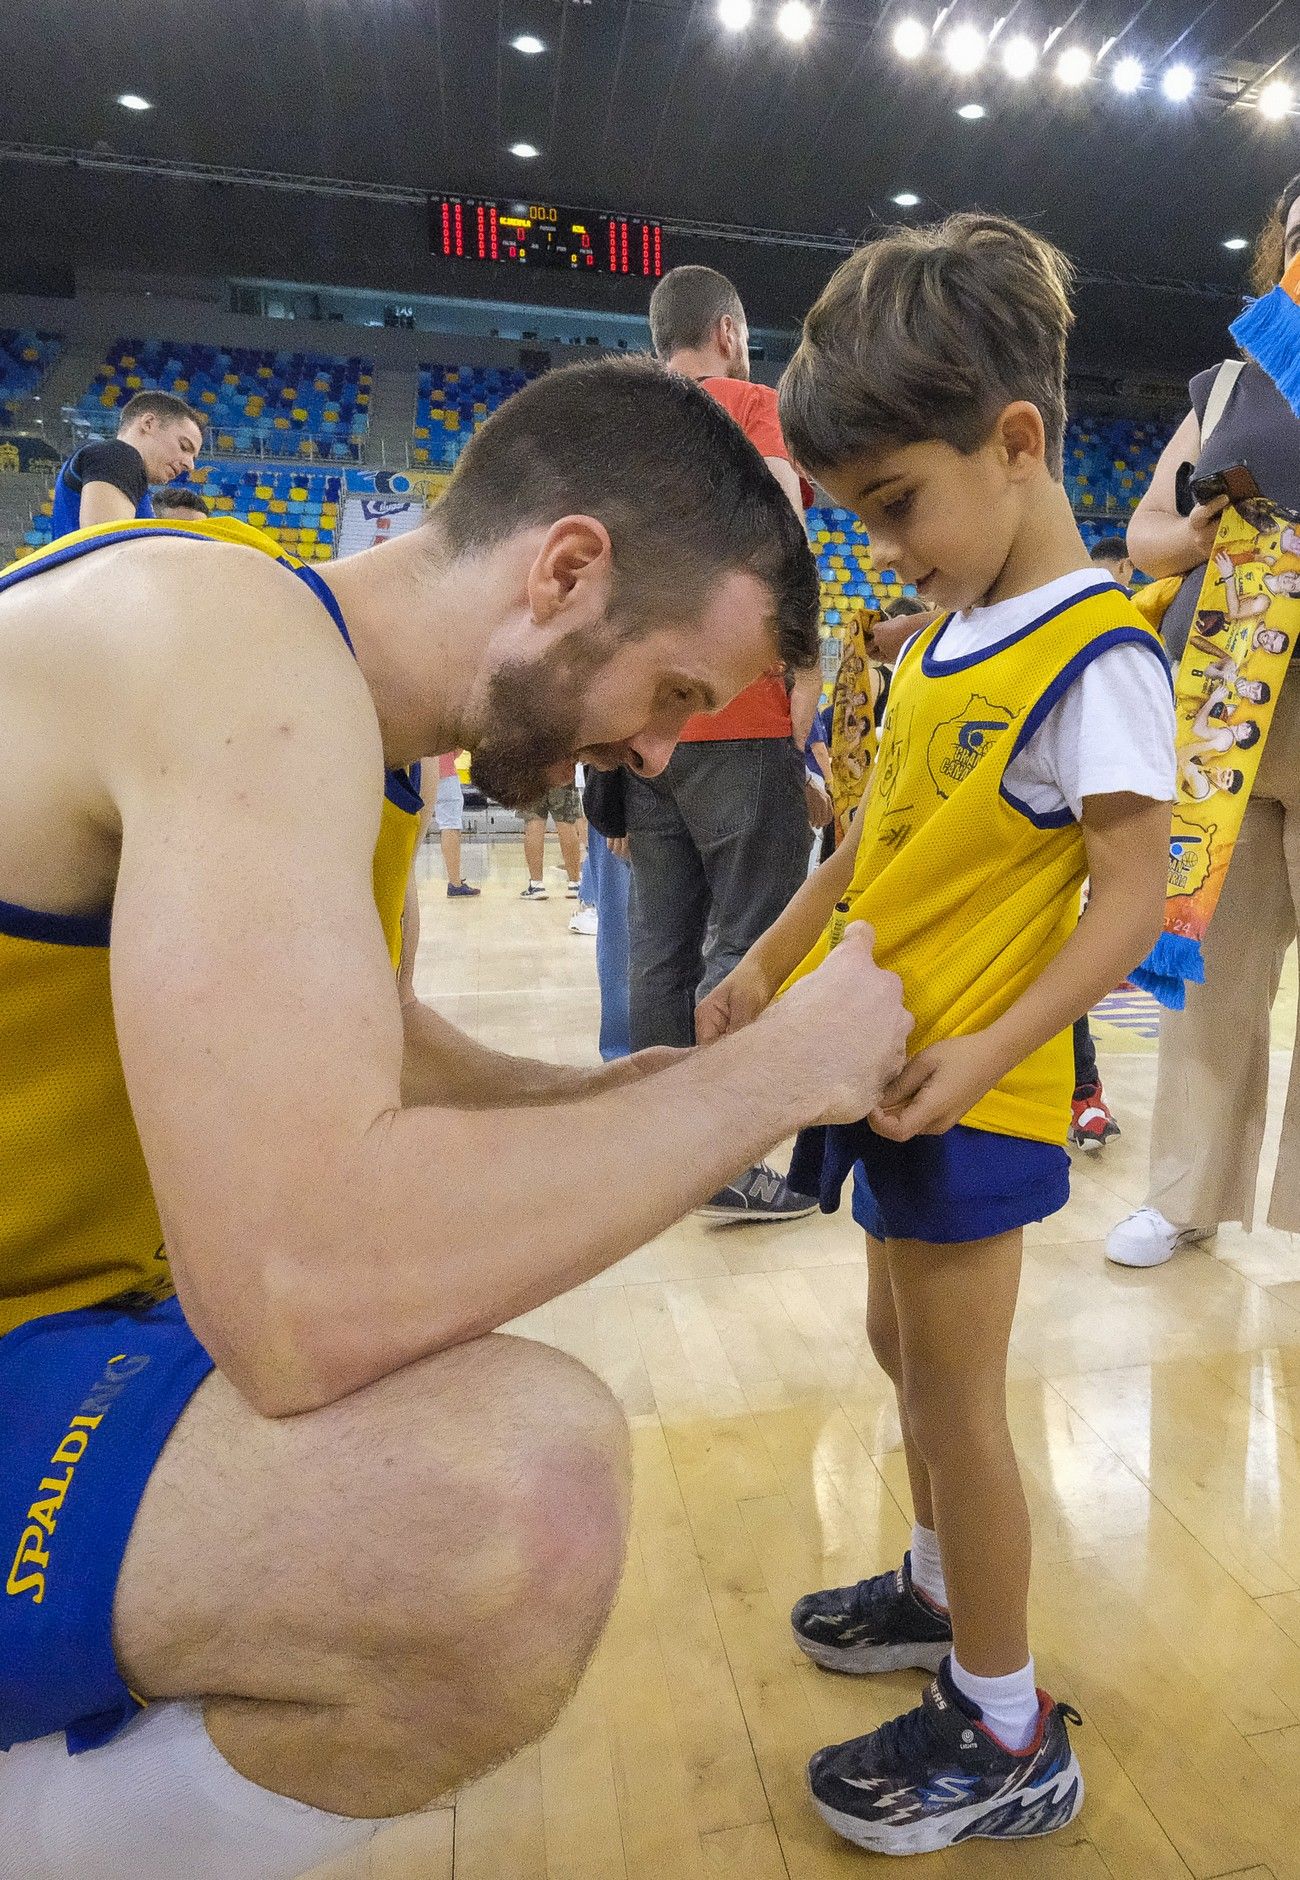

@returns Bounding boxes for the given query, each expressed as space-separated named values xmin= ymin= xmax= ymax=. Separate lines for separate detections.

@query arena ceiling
xmin=3 ymin=0 xmax=1299 ymax=377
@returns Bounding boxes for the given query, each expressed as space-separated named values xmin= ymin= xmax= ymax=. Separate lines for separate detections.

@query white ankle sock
xmin=949 ymin=1655 xmax=1041 ymax=1753
xmin=908 ymin=1522 xmax=949 ymax=1611
xmin=0 ymin=1702 xmax=381 ymax=1879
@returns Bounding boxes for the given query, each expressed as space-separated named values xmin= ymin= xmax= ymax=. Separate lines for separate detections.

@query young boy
xmin=696 ymin=213 xmax=1175 ymax=1854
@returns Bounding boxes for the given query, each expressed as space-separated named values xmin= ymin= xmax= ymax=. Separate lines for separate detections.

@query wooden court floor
xmin=313 ymin=835 xmax=1300 ymax=1879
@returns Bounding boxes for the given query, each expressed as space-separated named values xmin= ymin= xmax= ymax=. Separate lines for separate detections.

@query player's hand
xmin=696 ymin=954 xmax=775 ymax=1044
xmin=773 ymin=924 xmax=913 ymax=1124
xmin=867 ymin=1033 xmax=1003 ymax=1141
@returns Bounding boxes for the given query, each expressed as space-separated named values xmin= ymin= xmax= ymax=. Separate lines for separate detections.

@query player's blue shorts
xmin=787 ymin=1120 xmax=1069 ymax=1244
xmin=0 ymin=1293 xmax=214 ymax=1754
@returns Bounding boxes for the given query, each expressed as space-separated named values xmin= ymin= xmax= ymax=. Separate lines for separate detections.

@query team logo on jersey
xmin=927 ymin=696 xmax=1016 ymax=798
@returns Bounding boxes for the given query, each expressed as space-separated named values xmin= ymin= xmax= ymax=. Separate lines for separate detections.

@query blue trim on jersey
xmin=292 ymin=562 xmax=354 ymax=652
xmin=0 ymin=896 xmax=111 ymax=949
xmin=999 ymin=627 xmax=1174 ymax=829
xmin=920 ymin=579 xmax=1122 ymax=677
xmin=384 ymin=765 xmax=424 ymax=813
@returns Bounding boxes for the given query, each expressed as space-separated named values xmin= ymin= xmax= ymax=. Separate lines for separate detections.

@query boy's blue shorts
xmin=787 ymin=1118 xmax=1070 ymax=1244
xmin=0 ymin=1293 xmax=214 ymax=1754
xmin=850 ymin=1123 xmax=1070 ymax=1244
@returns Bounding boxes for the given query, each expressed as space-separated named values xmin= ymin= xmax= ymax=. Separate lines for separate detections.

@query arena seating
xmin=70 ymin=339 xmax=373 ymax=458
xmin=410 ymin=362 xmax=536 ymax=467
xmin=1065 ymin=414 xmax=1172 ymax=518
xmin=19 ymin=462 xmax=341 ymax=559
xmin=0 ymin=329 xmax=62 ymax=427
xmin=810 ymin=506 xmax=910 ymax=624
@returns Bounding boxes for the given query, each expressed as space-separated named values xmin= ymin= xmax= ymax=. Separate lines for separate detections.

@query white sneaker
xmin=568 ymin=904 xmax=598 ymax=935
xmin=1105 ymin=1207 xmax=1214 ymax=1269
xmin=565 ymin=880 xmax=581 ymax=898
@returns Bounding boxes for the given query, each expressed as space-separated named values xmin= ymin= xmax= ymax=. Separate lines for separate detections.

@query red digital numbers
xmin=433 ymin=197 xmax=662 ymax=276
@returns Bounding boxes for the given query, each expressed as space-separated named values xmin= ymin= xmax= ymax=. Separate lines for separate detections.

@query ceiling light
xmin=1223 ymin=237 xmax=1249 ymax=250
xmin=776 ymin=2 xmax=813 ymax=41
xmin=1055 ymin=46 xmax=1092 ymax=87
xmin=945 ymin=24 xmax=986 ymax=75
xmin=116 ymin=93 xmax=152 ymax=110
xmin=892 ymin=16 xmax=929 ymax=59
xmin=715 ymin=0 xmax=753 ymax=28
xmin=1112 ymin=54 xmax=1143 ymax=93
xmin=892 ymin=191 xmax=921 ymax=207
xmin=510 ymin=33 xmax=546 ymax=54
xmin=1162 ymin=63 xmax=1195 ymax=102
xmin=1259 ymin=78 xmax=1294 ymax=120
xmin=956 ymin=102 xmax=987 ymax=119
xmin=509 ymin=141 xmax=540 ymax=158
xmin=1001 ymin=33 xmax=1038 ymax=79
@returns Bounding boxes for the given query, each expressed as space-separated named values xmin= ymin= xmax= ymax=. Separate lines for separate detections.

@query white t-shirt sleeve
xmin=1005 ymin=642 xmax=1177 ymax=821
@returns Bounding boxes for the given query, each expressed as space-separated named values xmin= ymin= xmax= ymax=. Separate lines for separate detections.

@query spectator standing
xmin=50 ymin=392 xmax=204 ymax=539
xmin=626 ymin=265 xmax=820 ymax=1222
xmin=434 ymin=754 xmax=480 ymax=897
xmin=1107 ymin=170 xmax=1300 ymax=1267
xmin=520 ymin=773 xmax=583 ymax=900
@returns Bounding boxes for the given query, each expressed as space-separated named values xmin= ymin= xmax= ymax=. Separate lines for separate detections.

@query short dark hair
xmin=1090 ymin=535 xmax=1129 ymax=563
xmin=152 ymin=486 xmax=209 ymax=516
xmin=433 ymin=356 xmax=819 ymax=670
xmin=780 ymin=212 xmax=1075 ymax=481
xmin=119 ymin=390 xmax=206 ymax=436
xmin=649 ymin=266 xmax=746 ymax=361
xmin=1237 ymin=718 xmax=1262 ymax=747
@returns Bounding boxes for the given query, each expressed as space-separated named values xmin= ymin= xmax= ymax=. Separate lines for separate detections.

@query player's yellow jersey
xmin=784 ymin=582 xmax=1166 ymax=1144
xmin=0 ymin=519 xmax=422 ymax=1336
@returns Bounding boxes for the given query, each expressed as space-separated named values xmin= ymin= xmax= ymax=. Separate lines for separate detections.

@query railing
xmin=60 ymin=409 xmax=373 ymax=467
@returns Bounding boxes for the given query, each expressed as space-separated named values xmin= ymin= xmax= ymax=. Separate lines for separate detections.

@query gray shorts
xmin=522 ymin=784 xmax=580 ymax=825
xmin=434 ymin=772 xmax=464 ymax=832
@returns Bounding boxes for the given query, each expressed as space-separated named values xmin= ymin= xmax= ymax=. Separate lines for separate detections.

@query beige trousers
xmin=1148 ymin=679 xmax=1300 ymax=1232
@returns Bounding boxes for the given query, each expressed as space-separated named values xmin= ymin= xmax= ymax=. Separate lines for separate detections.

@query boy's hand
xmin=696 ymin=954 xmax=775 ymax=1044
xmin=868 ymin=1033 xmax=1004 ymax=1140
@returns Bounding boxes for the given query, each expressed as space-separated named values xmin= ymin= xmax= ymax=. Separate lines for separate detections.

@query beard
xmin=468 ymin=623 xmax=617 ymax=810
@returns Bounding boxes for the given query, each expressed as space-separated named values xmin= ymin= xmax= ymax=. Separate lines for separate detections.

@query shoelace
xmin=847 ymin=1567 xmax=903 ymax=1623
xmin=867 ymin=1697 xmax=947 ymax=1780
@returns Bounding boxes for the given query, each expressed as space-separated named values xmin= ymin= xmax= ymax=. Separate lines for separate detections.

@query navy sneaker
xmin=808 ymin=1657 xmax=1084 ymax=1855
xmin=792 ymin=1553 xmax=952 ymax=1675
xmin=696 ymin=1162 xmax=818 ymax=1224
xmin=446 ymin=881 xmax=481 ymax=897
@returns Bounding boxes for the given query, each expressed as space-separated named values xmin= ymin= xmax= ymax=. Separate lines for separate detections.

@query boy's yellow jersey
xmin=0 ymin=518 xmax=422 ymax=1337
xmin=784 ymin=583 xmax=1165 ymax=1144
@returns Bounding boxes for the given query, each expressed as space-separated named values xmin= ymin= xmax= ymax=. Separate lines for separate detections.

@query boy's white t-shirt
xmin=914 ymin=569 xmax=1176 ymax=820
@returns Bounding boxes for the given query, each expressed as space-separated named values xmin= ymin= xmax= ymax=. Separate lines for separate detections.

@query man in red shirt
xmin=625 ymin=265 xmax=821 ymax=1221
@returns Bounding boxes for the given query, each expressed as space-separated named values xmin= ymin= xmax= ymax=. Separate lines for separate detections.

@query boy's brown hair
xmin=119 ymin=390 xmax=206 ymax=435
xmin=779 ymin=212 xmax=1075 ymax=482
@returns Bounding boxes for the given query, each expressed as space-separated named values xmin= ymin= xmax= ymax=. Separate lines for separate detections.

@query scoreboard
xmin=430 ymin=196 xmax=663 ymax=278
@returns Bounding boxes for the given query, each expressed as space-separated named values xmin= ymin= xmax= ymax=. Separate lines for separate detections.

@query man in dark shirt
xmin=50 ymin=392 xmax=205 ymax=540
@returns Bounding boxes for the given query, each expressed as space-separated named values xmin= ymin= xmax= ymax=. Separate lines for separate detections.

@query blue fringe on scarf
xmin=1231 ymin=290 xmax=1300 ymax=421
xmin=1128 ymin=930 xmax=1205 ymax=1012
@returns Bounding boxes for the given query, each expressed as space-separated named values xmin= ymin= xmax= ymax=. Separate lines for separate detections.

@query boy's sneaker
xmin=1105 ymin=1207 xmax=1213 ymax=1269
xmin=1068 ymin=1083 xmax=1120 ymax=1154
xmin=446 ymin=881 xmax=481 ymax=898
xmin=520 ymin=882 xmax=548 ymax=901
xmin=568 ymin=904 xmax=598 ymax=935
xmin=696 ymin=1162 xmax=818 ymax=1223
xmin=808 ymin=1657 xmax=1084 ymax=1856
xmin=565 ymin=880 xmax=581 ymax=898
xmin=792 ymin=1553 xmax=952 ymax=1674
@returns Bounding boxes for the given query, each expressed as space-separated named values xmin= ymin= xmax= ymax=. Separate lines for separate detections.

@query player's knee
xmin=899 ymin=1358 xmax=1005 ymax=1466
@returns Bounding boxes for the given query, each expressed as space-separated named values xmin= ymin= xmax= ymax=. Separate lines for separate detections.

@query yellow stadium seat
xmin=314 ymin=377 xmax=329 ymax=393
xmin=121 ymin=355 xmax=136 ymax=368
xmin=412 ymin=447 xmax=429 ymax=464
xmin=289 ymin=487 xmax=307 ymax=502
xmin=443 ymin=413 xmax=458 ymax=430
xmin=100 ymin=390 xmax=118 ymax=408
xmin=273 ymin=416 xmax=289 ymax=430
xmin=269 ymin=499 xmax=287 ymax=515
xmin=414 ymin=426 xmax=429 ymax=440
xmin=173 ymin=379 xmax=189 ymax=393
xmin=281 ymin=387 xmax=295 ymax=401
xmin=247 ymin=510 xmax=266 ymax=524
xmin=258 ymin=365 xmax=272 ymax=379
xmin=21 ymin=347 xmax=37 ymax=362
xmin=201 ymin=390 xmax=217 ymax=405
xmin=314 ymin=545 xmax=332 ymax=562
xmin=224 ymin=373 xmax=239 ymax=387
xmin=300 ymin=529 xmax=317 ymax=544
xmin=291 ymin=408 xmax=308 ymax=423
xmin=124 ymin=375 xmax=142 ymax=390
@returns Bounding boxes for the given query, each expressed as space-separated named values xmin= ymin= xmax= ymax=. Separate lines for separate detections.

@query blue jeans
xmin=582 ymin=831 xmax=631 ymax=1061
xmin=624 ymin=738 xmax=809 ymax=1050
